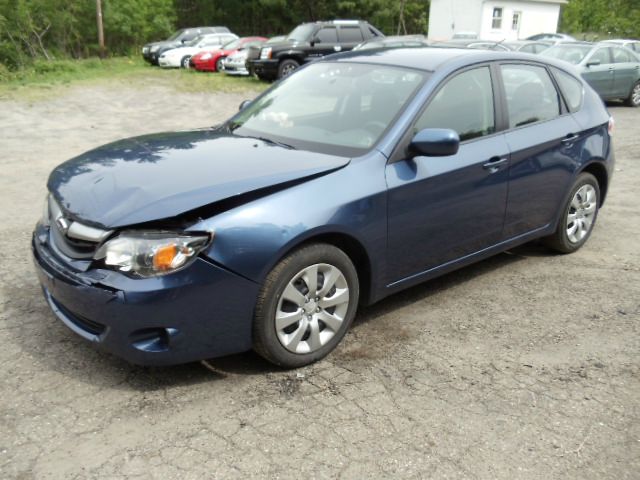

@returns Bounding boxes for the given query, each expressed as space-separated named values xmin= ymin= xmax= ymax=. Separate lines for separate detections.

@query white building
xmin=427 ymin=0 xmax=568 ymax=41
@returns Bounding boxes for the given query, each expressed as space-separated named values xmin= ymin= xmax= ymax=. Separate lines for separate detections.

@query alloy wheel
xmin=566 ymin=184 xmax=597 ymax=243
xmin=275 ymin=263 xmax=350 ymax=354
xmin=632 ymin=83 xmax=640 ymax=106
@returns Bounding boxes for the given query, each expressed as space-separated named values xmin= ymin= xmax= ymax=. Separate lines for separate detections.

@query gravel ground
xmin=0 ymin=80 xmax=638 ymax=479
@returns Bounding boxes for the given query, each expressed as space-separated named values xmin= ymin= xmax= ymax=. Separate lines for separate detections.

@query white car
xmin=158 ymin=33 xmax=238 ymax=68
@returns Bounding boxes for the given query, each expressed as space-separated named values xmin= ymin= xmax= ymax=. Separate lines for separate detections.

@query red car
xmin=191 ymin=36 xmax=267 ymax=72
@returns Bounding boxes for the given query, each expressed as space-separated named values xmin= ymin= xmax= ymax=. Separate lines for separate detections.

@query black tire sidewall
xmin=253 ymin=244 xmax=359 ymax=368
xmin=216 ymin=57 xmax=224 ymax=72
xmin=278 ymin=59 xmax=299 ymax=79
xmin=181 ymin=56 xmax=190 ymax=68
xmin=628 ymin=81 xmax=640 ymax=107
xmin=556 ymin=173 xmax=600 ymax=252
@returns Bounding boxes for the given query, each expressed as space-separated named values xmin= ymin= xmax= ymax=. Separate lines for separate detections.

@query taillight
xmin=608 ymin=116 xmax=615 ymax=136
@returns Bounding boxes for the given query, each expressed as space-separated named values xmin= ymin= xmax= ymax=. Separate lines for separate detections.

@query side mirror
xmin=409 ymin=128 xmax=460 ymax=157
xmin=586 ymin=60 xmax=601 ymax=67
xmin=239 ymin=99 xmax=252 ymax=111
xmin=310 ymin=37 xmax=320 ymax=47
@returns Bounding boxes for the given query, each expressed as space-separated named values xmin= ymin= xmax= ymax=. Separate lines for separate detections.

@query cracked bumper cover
xmin=31 ymin=223 xmax=260 ymax=366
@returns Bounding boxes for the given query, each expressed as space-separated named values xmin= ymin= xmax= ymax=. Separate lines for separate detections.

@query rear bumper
xmin=32 ymin=224 xmax=259 ymax=366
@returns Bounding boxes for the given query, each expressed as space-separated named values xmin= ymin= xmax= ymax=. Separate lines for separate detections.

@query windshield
xmin=223 ymin=39 xmax=242 ymax=50
xmin=287 ymin=24 xmax=315 ymax=42
xmin=228 ymin=62 xmax=426 ymax=155
xmin=167 ymin=29 xmax=185 ymax=41
xmin=541 ymin=45 xmax=591 ymax=64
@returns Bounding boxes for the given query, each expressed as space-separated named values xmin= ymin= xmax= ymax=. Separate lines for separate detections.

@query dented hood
xmin=48 ymin=130 xmax=349 ymax=229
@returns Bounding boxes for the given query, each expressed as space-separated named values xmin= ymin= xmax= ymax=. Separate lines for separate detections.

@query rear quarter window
xmin=552 ymin=68 xmax=584 ymax=112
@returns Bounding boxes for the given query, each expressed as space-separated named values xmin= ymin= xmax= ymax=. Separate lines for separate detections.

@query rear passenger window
xmin=612 ymin=47 xmax=634 ymax=63
xmin=415 ymin=67 xmax=495 ymax=141
xmin=339 ymin=26 xmax=364 ymax=43
xmin=552 ymin=68 xmax=584 ymax=112
xmin=501 ymin=64 xmax=560 ymax=128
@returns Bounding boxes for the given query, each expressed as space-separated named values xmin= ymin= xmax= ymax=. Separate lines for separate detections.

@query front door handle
xmin=561 ymin=133 xmax=580 ymax=145
xmin=482 ymin=156 xmax=508 ymax=173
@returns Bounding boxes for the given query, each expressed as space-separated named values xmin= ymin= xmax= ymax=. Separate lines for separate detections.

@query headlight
xmin=260 ymin=47 xmax=272 ymax=60
xmin=200 ymin=53 xmax=212 ymax=60
xmin=150 ymin=45 xmax=159 ymax=53
xmin=94 ymin=231 xmax=212 ymax=278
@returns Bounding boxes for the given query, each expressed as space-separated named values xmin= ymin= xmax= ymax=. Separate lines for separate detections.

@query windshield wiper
xmin=252 ymin=135 xmax=296 ymax=150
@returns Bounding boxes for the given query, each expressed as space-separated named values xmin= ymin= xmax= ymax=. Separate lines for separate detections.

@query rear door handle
xmin=561 ymin=133 xmax=579 ymax=145
xmin=482 ymin=156 xmax=508 ymax=172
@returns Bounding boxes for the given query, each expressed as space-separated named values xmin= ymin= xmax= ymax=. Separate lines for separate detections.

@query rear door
xmin=499 ymin=63 xmax=583 ymax=238
xmin=337 ymin=25 xmax=365 ymax=51
xmin=386 ymin=65 xmax=510 ymax=282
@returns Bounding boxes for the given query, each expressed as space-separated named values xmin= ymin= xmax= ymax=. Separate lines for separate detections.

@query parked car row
xmin=141 ymin=24 xmax=640 ymax=106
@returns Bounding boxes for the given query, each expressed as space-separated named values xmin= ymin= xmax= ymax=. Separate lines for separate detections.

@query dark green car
xmin=541 ymin=42 xmax=640 ymax=107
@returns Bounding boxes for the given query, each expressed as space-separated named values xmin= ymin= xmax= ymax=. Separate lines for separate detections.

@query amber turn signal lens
xmin=153 ymin=244 xmax=177 ymax=270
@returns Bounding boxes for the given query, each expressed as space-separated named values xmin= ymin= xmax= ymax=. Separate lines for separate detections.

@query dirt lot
xmin=0 ymin=78 xmax=638 ymax=480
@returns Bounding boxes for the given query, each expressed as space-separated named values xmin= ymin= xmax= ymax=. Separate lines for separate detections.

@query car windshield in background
xmin=167 ymin=30 xmax=184 ymax=41
xmin=287 ymin=24 xmax=315 ymax=42
xmin=223 ymin=39 xmax=242 ymax=50
xmin=542 ymin=45 xmax=592 ymax=64
xmin=228 ymin=62 xmax=426 ymax=155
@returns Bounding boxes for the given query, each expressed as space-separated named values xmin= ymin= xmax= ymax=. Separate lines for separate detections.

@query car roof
xmin=325 ymin=46 xmax=575 ymax=73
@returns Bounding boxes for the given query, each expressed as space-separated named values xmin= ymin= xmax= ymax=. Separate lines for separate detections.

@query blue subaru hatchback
xmin=33 ymin=48 xmax=614 ymax=368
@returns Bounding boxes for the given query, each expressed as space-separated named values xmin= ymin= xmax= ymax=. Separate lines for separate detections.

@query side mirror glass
xmin=239 ymin=99 xmax=252 ymax=111
xmin=409 ymin=128 xmax=460 ymax=157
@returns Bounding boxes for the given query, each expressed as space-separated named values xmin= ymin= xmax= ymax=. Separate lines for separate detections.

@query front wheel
xmin=277 ymin=59 xmax=299 ymax=79
xmin=544 ymin=172 xmax=600 ymax=253
xmin=626 ymin=81 xmax=640 ymax=107
xmin=253 ymin=244 xmax=359 ymax=368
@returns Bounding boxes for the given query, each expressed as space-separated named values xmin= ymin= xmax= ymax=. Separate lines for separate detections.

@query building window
xmin=512 ymin=12 xmax=521 ymax=31
xmin=492 ymin=7 xmax=503 ymax=29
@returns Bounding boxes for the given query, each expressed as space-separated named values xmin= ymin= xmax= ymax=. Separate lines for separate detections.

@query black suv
xmin=142 ymin=26 xmax=231 ymax=65
xmin=250 ymin=20 xmax=384 ymax=80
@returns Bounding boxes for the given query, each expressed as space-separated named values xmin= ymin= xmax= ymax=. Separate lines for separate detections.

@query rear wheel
xmin=181 ymin=55 xmax=191 ymax=69
xmin=626 ymin=81 xmax=640 ymax=107
xmin=215 ymin=57 xmax=224 ymax=72
xmin=544 ymin=172 xmax=600 ymax=253
xmin=253 ymin=244 xmax=359 ymax=368
xmin=278 ymin=59 xmax=299 ymax=79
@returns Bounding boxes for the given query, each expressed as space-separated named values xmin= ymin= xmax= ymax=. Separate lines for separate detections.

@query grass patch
xmin=0 ymin=56 xmax=268 ymax=101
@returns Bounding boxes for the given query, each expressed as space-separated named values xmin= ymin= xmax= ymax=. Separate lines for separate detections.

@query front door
xmin=386 ymin=66 xmax=510 ymax=283
xmin=581 ymin=47 xmax=614 ymax=98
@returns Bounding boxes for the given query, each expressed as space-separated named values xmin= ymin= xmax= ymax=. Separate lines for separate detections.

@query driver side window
xmin=414 ymin=67 xmax=495 ymax=142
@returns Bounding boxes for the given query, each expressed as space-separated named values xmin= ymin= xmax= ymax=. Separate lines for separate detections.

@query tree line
xmin=1 ymin=0 xmax=638 ymax=71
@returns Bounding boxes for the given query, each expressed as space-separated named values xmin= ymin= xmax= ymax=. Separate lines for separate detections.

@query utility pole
xmin=96 ymin=0 xmax=105 ymax=57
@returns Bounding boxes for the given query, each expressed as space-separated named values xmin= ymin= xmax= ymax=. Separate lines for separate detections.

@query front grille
xmin=51 ymin=295 xmax=106 ymax=336
xmin=46 ymin=196 xmax=112 ymax=260
xmin=51 ymin=218 xmax=97 ymax=259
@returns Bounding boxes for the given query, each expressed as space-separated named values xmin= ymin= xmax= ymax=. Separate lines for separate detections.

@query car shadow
xmin=5 ymin=242 xmax=549 ymax=390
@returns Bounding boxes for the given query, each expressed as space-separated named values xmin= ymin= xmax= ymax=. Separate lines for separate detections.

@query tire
xmin=180 ymin=55 xmax=191 ymax=69
xmin=544 ymin=172 xmax=600 ymax=253
xmin=215 ymin=57 xmax=224 ymax=72
xmin=277 ymin=59 xmax=299 ymax=79
xmin=626 ymin=80 xmax=640 ymax=107
xmin=253 ymin=244 xmax=359 ymax=368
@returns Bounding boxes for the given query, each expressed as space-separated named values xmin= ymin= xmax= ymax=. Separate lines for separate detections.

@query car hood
xmin=48 ymin=130 xmax=350 ymax=229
